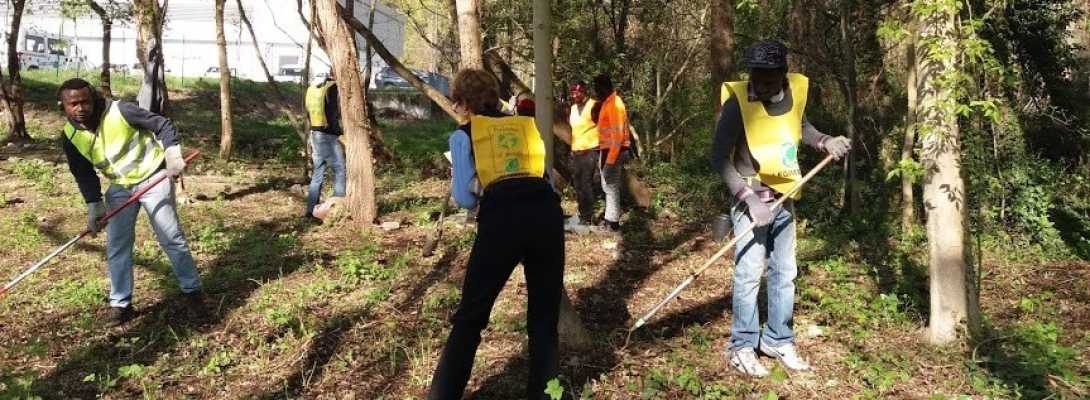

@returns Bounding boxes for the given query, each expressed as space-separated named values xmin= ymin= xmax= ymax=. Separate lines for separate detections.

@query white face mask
xmin=311 ymin=76 xmax=328 ymax=86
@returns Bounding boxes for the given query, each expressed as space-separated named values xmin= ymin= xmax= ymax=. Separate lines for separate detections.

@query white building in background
xmin=0 ymin=0 xmax=405 ymax=82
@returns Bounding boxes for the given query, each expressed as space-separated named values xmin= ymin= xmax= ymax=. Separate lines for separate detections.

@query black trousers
xmin=571 ymin=150 xmax=599 ymax=223
xmin=428 ymin=181 xmax=565 ymax=400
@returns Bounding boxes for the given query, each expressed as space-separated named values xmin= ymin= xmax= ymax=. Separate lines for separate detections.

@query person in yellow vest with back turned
xmin=710 ymin=40 xmax=851 ymax=377
xmin=58 ymin=78 xmax=204 ymax=327
xmin=303 ymin=74 xmax=345 ymax=222
xmin=428 ymin=69 xmax=563 ymax=400
xmin=568 ymin=82 xmax=600 ymax=227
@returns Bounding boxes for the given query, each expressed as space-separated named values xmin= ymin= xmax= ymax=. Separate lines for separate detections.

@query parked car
xmin=203 ymin=66 xmax=237 ymax=78
xmin=274 ymin=65 xmax=304 ymax=83
xmin=373 ymin=67 xmax=450 ymax=95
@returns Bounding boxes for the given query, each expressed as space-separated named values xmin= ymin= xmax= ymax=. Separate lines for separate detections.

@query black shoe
xmin=108 ymin=306 xmax=133 ymax=326
xmin=182 ymin=290 xmax=209 ymax=319
xmin=602 ymin=220 xmax=621 ymax=232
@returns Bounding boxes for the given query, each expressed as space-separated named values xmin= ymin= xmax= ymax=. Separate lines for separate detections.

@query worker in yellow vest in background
xmin=592 ymin=74 xmax=631 ymax=232
xmin=428 ymin=69 xmax=563 ymax=400
xmin=58 ymin=78 xmax=205 ymax=326
xmin=567 ymin=82 xmax=600 ymax=227
xmin=711 ymin=40 xmax=852 ymax=377
xmin=303 ymin=74 xmax=344 ymax=222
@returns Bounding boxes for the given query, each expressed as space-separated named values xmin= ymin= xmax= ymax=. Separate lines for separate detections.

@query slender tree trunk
xmin=341 ymin=11 xmax=461 ymax=122
xmin=902 ymin=28 xmax=919 ymax=233
xmin=0 ymin=0 xmax=29 ymax=142
xmin=445 ymin=0 xmax=460 ymax=70
xmin=455 ymin=0 xmax=483 ymax=69
xmin=709 ymin=0 xmax=734 ymax=110
xmin=839 ymin=0 xmax=861 ymax=216
xmin=236 ymin=0 xmax=310 ymax=168
xmin=316 ymin=0 xmax=377 ymax=225
xmin=88 ymin=1 xmax=113 ymax=98
xmin=918 ymin=7 xmax=969 ymax=345
xmin=215 ymin=0 xmax=234 ymax=159
xmin=133 ymin=0 xmax=169 ymax=114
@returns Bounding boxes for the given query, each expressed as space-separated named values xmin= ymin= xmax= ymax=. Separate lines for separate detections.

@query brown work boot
xmin=108 ymin=306 xmax=133 ymax=327
xmin=182 ymin=290 xmax=209 ymax=320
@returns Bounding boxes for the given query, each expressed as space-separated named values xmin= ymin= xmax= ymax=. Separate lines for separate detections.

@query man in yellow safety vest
xmin=58 ymin=78 xmax=204 ymax=326
xmin=711 ymin=40 xmax=851 ymax=377
xmin=567 ymin=82 xmax=600 ymax=227
xmin=303 ymin=74 xmax=344 ymax=222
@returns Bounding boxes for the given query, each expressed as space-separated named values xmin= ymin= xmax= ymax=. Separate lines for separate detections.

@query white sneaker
xmin=727 ymin=347 xmax=769 ymax=377
xmin=759 ymin=339 xmax=811 ymax=372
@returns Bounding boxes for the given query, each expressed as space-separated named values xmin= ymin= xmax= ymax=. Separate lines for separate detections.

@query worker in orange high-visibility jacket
xmin=591 ymin=73 xmax=630 ymax=232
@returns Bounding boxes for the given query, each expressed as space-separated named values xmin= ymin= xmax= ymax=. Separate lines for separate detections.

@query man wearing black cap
xmin=711 ymin=40 xmax=851 ymax=377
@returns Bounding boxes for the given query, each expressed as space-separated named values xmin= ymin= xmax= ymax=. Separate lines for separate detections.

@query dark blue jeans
xmin=306 ymin=131 xmax=346 ymax=216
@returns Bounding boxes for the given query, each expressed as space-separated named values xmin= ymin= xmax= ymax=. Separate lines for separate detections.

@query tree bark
xmin=87 ymin=1 xmax=113 ymax=98
xmin=133 ymin=0 xmax=168 ymax=114
xmin=902 ymin=27 xmax=919 ymax=233
xmin=316 ymin=0 xmax=378 ymax=225
xmin=455 ymin=0 xmax=483 ymax=69
xmin=709 ymin=0 xmax=734 ymax=110
xmin=215 ymin=0 xmax=234 ymax=160
xmin=0 ymin=0 xmax=28 ymax=142
xmin=839 ymin=0 xmax=861 ymax=216
xmin=918 ymin=6 xmax=969 ymax=345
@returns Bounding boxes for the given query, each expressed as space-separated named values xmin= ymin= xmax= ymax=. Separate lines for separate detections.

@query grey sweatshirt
xmin=710 ymin=87 xmax=830 ymax=201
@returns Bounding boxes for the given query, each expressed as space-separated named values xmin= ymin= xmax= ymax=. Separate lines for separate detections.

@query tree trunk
xmin=133 ymin=0 xmax=169 ymax=115
xmin=215 ymin=0 xmax=234 ymax=160
xmin=0 ymin=0 xmax=29 ymax=142
xmin=316 ymin=0 xmax=377 ymax=225
xmin=918 ymin=6 xmax=969 ymax=345
xmin=839 ymin=0 xmax=861 ymax=216
xmin=87 ymin=1 xmax=113 ymax=98
xmin=446 ymin=0 xmax=461 ymax=70
xmin=709 ymin=0 xmax=734 ymax=110
xmin=902 ymin=27 xmax=919 ymax=233
xmin=455 ymin=0 xmax=483 ymax=69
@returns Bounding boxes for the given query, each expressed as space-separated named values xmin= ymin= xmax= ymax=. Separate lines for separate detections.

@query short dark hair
xmin=593 ymin=74 xmax=613 ymax=92
xmin=57 ymin=78 xmax=95 ymax=100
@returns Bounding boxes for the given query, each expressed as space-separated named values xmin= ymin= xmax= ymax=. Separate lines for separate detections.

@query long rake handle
xmin=630 ymin=154 xmax=836 ymax=331
xmin=1 ymin=150 xmax=201 ymax=297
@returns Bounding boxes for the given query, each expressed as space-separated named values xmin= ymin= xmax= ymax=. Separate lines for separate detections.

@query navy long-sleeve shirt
xmin=63 ymin=99 xmax=181 ymax=203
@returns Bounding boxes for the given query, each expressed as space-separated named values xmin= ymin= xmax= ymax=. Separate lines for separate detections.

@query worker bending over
xmin=428 ymin=69 xmax=564 ymax=399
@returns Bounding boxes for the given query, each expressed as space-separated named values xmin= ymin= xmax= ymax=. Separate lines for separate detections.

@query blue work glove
xmin=86 ymin=201 xmax=107 ymax=236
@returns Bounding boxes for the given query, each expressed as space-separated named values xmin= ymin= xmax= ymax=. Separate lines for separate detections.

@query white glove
xmin=165 ymin=145 xmax=186 ymax=177
xmin=87 ymin=201 xmax=107 ymax=236
xmin=824 ymin=136 xmax=852 ymax=160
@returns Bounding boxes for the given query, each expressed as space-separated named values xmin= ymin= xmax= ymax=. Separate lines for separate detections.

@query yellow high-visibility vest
xmin=469 ymin=115 xmax=546 ymax=188
xmin=722 ymin=73 xmax=809 ymax=199
xmin=569 ymin=99 xmax=599 ymax=151
xmin=305 ymin=82 xmax=334 ymax=128
xmin=64 ymin=101 xmax=165 ymax=188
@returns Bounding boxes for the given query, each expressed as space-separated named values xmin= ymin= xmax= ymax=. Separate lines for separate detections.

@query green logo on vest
xmin=505 ymin=157 xmax=520 ymax=172
xmin=782 ymin=143 xmax=798 ymax=169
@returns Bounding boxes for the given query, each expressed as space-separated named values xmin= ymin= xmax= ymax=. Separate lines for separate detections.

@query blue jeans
xmin=306 ymin=131 xmax=346 ymax=216
xmin=105 ymin=170 xmax=201 ymax=308
xmin=728 ymin=199 xmax=797 ymax=350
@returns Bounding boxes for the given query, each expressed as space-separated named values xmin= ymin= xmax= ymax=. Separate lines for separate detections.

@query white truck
xmin=0 ymin=27 xmax=85 ymax=70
